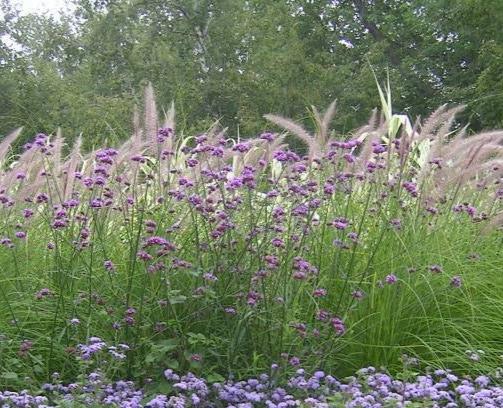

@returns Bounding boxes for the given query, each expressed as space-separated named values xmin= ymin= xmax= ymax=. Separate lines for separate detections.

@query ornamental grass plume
xmin=0 ymin=87 xmax=499 ymax=228
xmin=263 ymin=112 xmax=322 ymax=162
xmin=264 ymin=98 xmax=502 ymax=228
xmin=62 ymin=135 xmax=82 ymax=200
xmin=0 ymin=128 xmax=22 ymax=168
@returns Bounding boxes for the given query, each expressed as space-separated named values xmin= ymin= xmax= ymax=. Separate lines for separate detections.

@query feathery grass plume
xmin=0 ymin=128 xmax=22 ymax=169
xmin=414 ymin=104 xmax=450 ymax=143
xmin=132 ymin=105 xmax=142 ymax=146
xmin=213 ymin=127 xmax=228 ymax=145
xmin=434 ymin=105 xmax=465 ymax=142
xmin=356 ymin=130 xmax=380 ymax=169
xmin=163 ymin=101 xmax=176 ymax=133
xmin=446 ymin=157 xmax=503 ymax=193
xmin=263 ymin=133 xmax=287 ymax=163
xmin=242 ymin=144 xmax=266 ymax=169
xmin=52 ymin=130 xmax=64 ymax=176
xmin=427 ymin=131 xmax=503 ymax=184
xmin=264 ymin=114 xmax=320 ymax=161
xmin=454 ymin=143 xmax=502 ymax=169
xmin=397 ymin=117 xmax=420 ymax=170
xmin=1 ymin=146 xmax=35 ymax=189
xmin=63 ymin=135 xmax=82 ymax=200
xmin=438 ymin=122 xmax=470 ymax=164
xmin=475 ymin=159 xmax=503 ymax=183
xmin=14 ymin=146 xmax=48 ymax=200
xmin=11 ymin=143 xmax=45 ymax=187
xmin=162 ymin=101 xmax=176 ymax=154
xmin=310 ymin=99 xmax=337 ymax=148
xmin=349 ymin=107 xmax=380 ymax=148
xmin=411 ymin=106 xmax=457 ymax=169
xmin=367 ymin=107 xmax=380 ymax=131
xmin=202 ymin=119 xmax=228 ymax=157
xmin=190 ymin=120 xmax=222 ymax=169
xmin=311 ymin=105 xmax=322 ymax=132
xmin=110 ymin=138 xmax=148 ymax=178
xmin=443 ymin=131 xmax=503 ymax=160
xmin=423 ymin=130 xmax=503 ymax=201
xmin=226 ymin=138 xmax=264 ymax=176
xmin=348 ymin=109 xmax=383 ymax=172
xmin=172 ymin=134 xmax=194 ymax=170
xmin=47 ymin=132 xmax=65 ymax=201
xmin=420 ymin=106 xmax=465 ymax=163
xmin=204 ymin=119 xmax=224 ymax=146
xmin=416 ymin=108 xmax=469 ymax=183
xmin=319 ymin=99 xmax=337 ymax=147
xmin=448 ymin=143 xmax=502 ymax=185
xmin=17 ymin=178 xmax=46 ymax=202
xmin=204 ymin=125 xmax=228 ymax=168
xmin=144 ymin=82 xmax=158 ymax=149
xmin=350 ymin=108 xmax=379 ymax=142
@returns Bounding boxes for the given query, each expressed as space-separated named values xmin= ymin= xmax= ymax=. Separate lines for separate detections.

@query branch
xmin=352 ymin=0 xmax=399 ymax=65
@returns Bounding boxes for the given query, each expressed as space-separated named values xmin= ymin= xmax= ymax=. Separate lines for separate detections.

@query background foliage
xmin=0 ymin=0 xmax=503 ymax=147
xmin=1 ymin=0 xmax=503 ymax=148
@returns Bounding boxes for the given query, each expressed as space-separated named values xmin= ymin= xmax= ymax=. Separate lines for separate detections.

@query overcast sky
xmin=13 ymin=0 xmax=73 ymax=16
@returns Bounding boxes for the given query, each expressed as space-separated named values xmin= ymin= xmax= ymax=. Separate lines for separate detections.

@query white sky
xmin=13 ymin=0 xmax=73 ymax=16
xmin=0 ymin=0 xmax=74 ymax=50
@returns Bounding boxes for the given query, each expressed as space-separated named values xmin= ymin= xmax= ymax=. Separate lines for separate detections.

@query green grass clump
xmin=0 ymin=96 xmax=502 ymax=389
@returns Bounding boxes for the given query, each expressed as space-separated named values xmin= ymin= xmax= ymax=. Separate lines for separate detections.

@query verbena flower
xmin=313 ymin=288 xmax=327 ymax=297
xmin=104 ymin=260 xmax=115 ymax=272
xmin=385 ymin=274 xmax=397 ymax=284
xmin=232 ymin=142 xmax=251 ymax=153
xmin=450 ymin=275 xmax=462 ymax=288
xmin=36 ymin=288 xmax=53 ymax=299
xmin=330 ymin=317 xmax=346 ymax=335
xmin=18 ymin=340 xmax=33 ymax=357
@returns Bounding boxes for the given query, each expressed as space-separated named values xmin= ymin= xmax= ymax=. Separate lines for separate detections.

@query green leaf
xmin=1 ymin=372 xmax=19 ymax=380
xmin=206 ymin=373 xmax=225 ymax=383
xmin=145 ymin=339 xmax=179 ymax=363
xmin=165 ymin=359 xmax=179 ymax=370
xmin=33 ymin=365 xmax=45 ymax=374
xmin=169 ymin=295 xmax=187 ymax=304
xmin=157 ymin=339 xmax=179 ymax=350
xmin=168 ymin=290 xmax=187 ymax=304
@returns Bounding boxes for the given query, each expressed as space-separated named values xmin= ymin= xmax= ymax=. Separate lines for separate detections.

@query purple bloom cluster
xmin=2 ymin=367 xmax=503 ymax=407
xmin=76 ymin=337 xmax=128 ymax=361
xmin=77 ymin=337 xmax=108 ymax=360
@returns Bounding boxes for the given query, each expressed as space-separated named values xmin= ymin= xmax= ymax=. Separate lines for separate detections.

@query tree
xmin=1 ymin=0 xmax=502 ymax=153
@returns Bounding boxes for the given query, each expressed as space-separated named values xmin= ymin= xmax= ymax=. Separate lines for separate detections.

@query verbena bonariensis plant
xmin=0 ymin=84 xmax=502 ymax=389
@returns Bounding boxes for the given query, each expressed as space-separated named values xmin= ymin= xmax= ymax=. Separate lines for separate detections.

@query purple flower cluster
xmin=3 ymin=366 xmax=503 ymax=407
xmin=76 ymin=337 xmax=128 ymax=361
xmin=77 ymin=336 xmax=108 ymax=360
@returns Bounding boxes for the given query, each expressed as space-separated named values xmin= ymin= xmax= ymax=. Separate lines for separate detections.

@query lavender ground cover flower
xmin=2 ymin=366 xmax=503 ymax=407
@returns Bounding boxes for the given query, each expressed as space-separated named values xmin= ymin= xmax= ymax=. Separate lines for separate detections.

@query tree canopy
xmin=1 ymin=0 xmax=502 ymax=149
